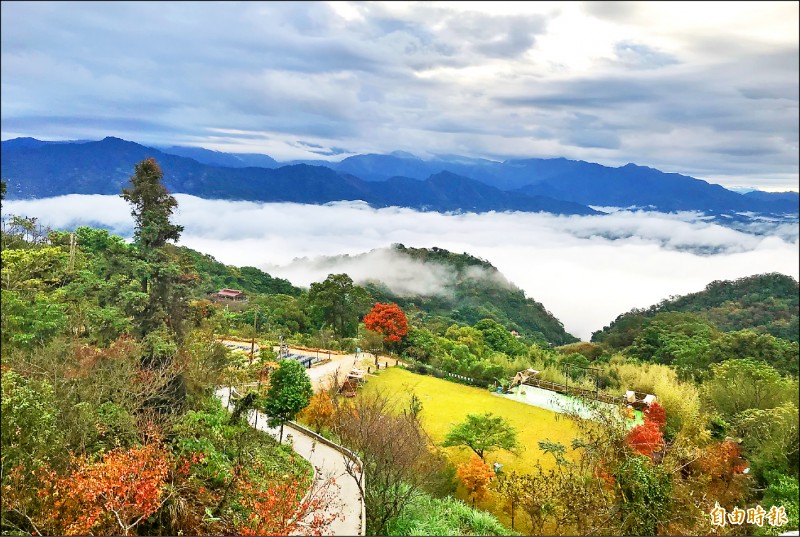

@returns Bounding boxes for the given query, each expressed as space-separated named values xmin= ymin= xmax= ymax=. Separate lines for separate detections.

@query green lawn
xmin=363 ymin=367 xmax=577 ymax=474
xmin=364 ymin=367 xmax=580 ymax=533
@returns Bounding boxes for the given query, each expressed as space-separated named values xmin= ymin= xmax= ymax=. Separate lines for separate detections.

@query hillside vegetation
xmin=364 ymin=244 xmax=578 ymax=346
xmin=591 ymin=273 xmax=799 ymax=378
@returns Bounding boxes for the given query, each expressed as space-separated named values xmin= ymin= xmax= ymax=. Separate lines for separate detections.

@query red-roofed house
xmin=216 ymin=288 xmax=246 ymax=301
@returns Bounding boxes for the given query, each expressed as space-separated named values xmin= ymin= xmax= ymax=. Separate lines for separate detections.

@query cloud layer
xmin=4 ymin=195 xmax=797 ymax=340
xmin=1 ymin=2 xmax=797 ymax=190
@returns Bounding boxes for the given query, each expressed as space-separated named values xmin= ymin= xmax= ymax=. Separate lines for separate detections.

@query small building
xmin=510 ymin=330 xmax=521 ymax=338
xmin=216 ymin=288 xmax=246 ymax=301
xmin=624 ymin=390 xmax=657 ymax=410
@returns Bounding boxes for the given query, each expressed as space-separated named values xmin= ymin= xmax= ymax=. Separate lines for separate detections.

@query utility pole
xmin=250 ymin=305 xmax=259 ymax=365
xmin=68 ymin=232 xmax=76 ymax=272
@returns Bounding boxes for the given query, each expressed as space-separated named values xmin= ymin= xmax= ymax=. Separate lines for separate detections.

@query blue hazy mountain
xmin=0 ymin=137 xmax=598 ymax=215
xmin=1 ymin=137 xmax=795 ymax=215
xmin=156 ymin=145 xmax=279 ymax=169
xmin=743 ymin=190 xmax=799 ymax=206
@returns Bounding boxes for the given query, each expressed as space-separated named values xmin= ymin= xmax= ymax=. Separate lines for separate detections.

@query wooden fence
xmin=521 ymin=378 xmax=621 ymax=404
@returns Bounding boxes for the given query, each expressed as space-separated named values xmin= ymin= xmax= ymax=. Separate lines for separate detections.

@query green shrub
xmin=386 ymin=488 xmax=515 ymax=536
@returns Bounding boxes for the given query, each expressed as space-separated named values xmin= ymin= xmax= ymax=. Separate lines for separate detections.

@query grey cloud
xmin=581 ymin=1 xmax=642 ymax=23
xmin=563 ymin=113 xmax=621 ymax=149
xmin=497 ymin=78 xmax=655 ymax=108
xmin=614 ymin=41 xmax=678 ymax=69
xmin=443 ymin=12 xmax=547 ymax=58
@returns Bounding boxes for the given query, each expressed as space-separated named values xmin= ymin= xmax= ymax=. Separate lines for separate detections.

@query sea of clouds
xmin=5 ymin=194 xmax=798 ymax=340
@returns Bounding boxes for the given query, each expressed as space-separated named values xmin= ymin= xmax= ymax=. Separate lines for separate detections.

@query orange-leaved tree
xmin=44 ymin=443 xmax=171 ymax=536
xmin=234 ymin=463 xmax=337 ymax=536
xmin=300 ymin=390 xmax=336 ymax=434
xmin=457 ymin=454 xmax=495 ymax=508
xmin=363 ymin=302 xmax=409 ymax=343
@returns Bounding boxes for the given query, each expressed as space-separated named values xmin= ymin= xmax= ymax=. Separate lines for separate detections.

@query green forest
xmin=1 ymin=160 xmax=798 ymax=536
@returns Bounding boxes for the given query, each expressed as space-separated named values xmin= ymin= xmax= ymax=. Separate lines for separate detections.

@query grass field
xmin=363 ymin=366 xmax=580 ymax=532
xmin=362 ymin=366 xmax=578 ymax=474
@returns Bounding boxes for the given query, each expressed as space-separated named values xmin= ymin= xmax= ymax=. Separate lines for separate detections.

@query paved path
xmin=275 ymin=347 xmax=397 ymax=390
xmin=216 ymin=388 xmax=363 ymax=536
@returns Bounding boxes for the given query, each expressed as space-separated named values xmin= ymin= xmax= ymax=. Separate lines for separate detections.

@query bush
xmin=386 ymin=488 xmax=515 ymax=536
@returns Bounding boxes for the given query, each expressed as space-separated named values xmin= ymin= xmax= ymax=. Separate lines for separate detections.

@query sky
xmin=4 ymin=195 xmax=797 ymax=340
xmin=1 ymin=1 xmax=798 ymax=191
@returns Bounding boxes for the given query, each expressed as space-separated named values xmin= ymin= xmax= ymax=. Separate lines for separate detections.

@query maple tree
xmin=363 ymin=302 xmax=409 ymax=343
xmin=644 ymin=401 xmax=667 ymax=429
xmin=625 ymin=408 xmax=665 ymax=459
xmin=626 ymin=419 xmax=664 ymax=458
xmin=694 ymin=440 xmax=749 ymax=504
xmin=234 ymin=465 xmax=336 ymax=536
xmin=457 ymin=454 xmax=495 ymax=508
xmin=60 ymin=443 xmax=170 ymax=535
xmin=10 ymin=443 xmax=172 ymax=536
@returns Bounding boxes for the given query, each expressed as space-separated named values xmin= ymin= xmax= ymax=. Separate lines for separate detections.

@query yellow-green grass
xmin=364 ymin=367 xmax=579 ymax=532
xmin=362 ymin=366 xmax=577 ymax=475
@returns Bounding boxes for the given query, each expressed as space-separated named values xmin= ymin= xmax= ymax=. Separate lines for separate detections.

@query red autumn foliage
xmin=626 ymin=402 xmax=668 ymax=459
xmin=644 ymin=401 xmax=667 ymax=428
xmin=37 ymin=443 xmax=171 ymax=536
xmin=695 ymin=440 xmax=749 ymax=505
xmin=697 ymin=440 xmax=748 ymax=479
xmin=234 ymin=465 xmax=337 ymax=536
xmin=363 ymin=302 xmax=409 ymax=343
xmin=626 ymin=418 xmax=664 ymax=458
xmin=594 ymin=467 xmax=616 ymax=488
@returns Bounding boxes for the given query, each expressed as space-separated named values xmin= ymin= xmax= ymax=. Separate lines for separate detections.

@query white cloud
xmin=4 ymin=195 xmax=797 ymax=341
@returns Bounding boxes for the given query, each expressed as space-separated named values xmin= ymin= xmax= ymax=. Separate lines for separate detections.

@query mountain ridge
xmin=0 ymin=137 xmax=599 ymax=215
xmin=1 ymin=136 xmax=796 ymax=216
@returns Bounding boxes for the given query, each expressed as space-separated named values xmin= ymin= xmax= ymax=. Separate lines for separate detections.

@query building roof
xmin=217 ymin=288 xmax=243 ymax=297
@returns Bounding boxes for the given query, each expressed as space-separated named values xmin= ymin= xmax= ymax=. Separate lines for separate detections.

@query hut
xmin=216 ymin=288 xmax=246 ymax=301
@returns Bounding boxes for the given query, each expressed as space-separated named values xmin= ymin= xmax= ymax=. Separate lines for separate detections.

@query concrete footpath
xmin=216 ymin=387 xmax=364 ymax=536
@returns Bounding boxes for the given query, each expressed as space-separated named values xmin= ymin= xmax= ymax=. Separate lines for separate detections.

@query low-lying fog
xmin=5 ymin=194 xmax=798 ymax=340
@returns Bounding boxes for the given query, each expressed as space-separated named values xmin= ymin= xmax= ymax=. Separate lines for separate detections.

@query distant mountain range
xmin=1 ymin=136 xmax=797 ymax=216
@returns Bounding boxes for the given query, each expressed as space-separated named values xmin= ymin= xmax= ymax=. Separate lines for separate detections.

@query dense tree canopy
xmin=308 ymin=273 xmax=371 ymax=338
xmin=264 ymin=358 xmax=313 ymax=441
xmin=443 ymin=412 xmax=519 ymax=461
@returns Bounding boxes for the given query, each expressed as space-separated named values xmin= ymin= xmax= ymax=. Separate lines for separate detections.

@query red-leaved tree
xmin=363 ymin=303 xmax=409 ymax=343
xmin=234 ymin=464 xmax=337 ymax=536
xmin=626 ymin=404 xmax=667 ymax=459
xmin=644 ymin=401 xmax=667 ymax=429
xmin=44 ymin=443 xmax=171 ymax=536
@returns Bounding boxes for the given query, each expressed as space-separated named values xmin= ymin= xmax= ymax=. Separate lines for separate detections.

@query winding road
xmin=216 ymin=387 xmax=364 ymax=536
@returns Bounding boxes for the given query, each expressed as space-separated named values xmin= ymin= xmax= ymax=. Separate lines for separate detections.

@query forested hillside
xmin=172 ymin=245 xmax=301 ymax=297
xmin=363 ymin=244 xmax=578 ymax=346
xmin=0 ymin=163 xmax=332 ymax=535
xmin=591 ymin=273 xmax=799 ymax=378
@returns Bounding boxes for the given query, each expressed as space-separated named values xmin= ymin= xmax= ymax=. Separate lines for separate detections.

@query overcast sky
xmin=2 ymin=1 xmax=798 ymax=190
